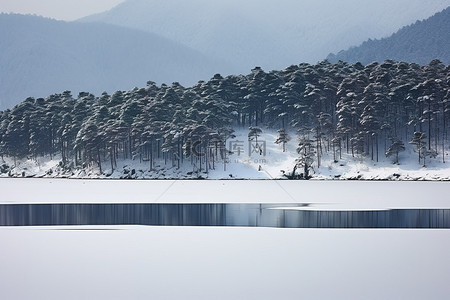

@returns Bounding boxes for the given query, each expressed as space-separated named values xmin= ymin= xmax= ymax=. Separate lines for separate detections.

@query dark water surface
xmin=1 ymin=203 xmax=450 ymax=228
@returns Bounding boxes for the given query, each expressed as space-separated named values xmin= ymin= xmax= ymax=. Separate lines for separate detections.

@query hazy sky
xmin=0 ymin=0 xmax=125 ymax=21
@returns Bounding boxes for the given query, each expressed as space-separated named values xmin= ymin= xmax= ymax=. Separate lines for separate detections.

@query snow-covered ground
xmin=1 ymin=226 xmax=449 ymax=300
xmin=1 ymin=129 xmax=450 ymax=180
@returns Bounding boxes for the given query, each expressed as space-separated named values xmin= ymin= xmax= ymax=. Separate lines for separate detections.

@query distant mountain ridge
xmin=0 ymin=13 xmax=234 ymax=109
xmin=2 ymin=1 xmax=450 ymax=110
xmin=80 ymin=0 xmax=450 ymax=70
xmin=327 ymin=6 xmax=450 ymax=64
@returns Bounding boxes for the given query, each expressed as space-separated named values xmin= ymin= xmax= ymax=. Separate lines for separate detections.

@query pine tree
xmin=385 ymin=137 xmax=405 ymax=164
xmin=275 ymin=129 xmax=290 ymax=152
xmin=409 ymin=131 xmax=427 ymax=165
xmin=293 ymin=134 xmax=315 ymax=179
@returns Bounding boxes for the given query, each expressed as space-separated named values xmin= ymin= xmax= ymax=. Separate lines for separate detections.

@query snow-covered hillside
xmin=2 ymin=129 xmax=449 ymax=180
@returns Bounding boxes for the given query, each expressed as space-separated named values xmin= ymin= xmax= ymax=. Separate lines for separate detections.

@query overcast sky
xmin=0 ymin=0 xmax=125 ymax=21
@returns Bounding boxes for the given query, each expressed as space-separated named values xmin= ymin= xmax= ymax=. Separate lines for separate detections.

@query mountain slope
xmin=0 ymin=14 xmax=234 ymax=109
xmin=80 ymin=0 xmax=450 ymax=70
xmin=327 ymin=7 xmax=450 ymax=64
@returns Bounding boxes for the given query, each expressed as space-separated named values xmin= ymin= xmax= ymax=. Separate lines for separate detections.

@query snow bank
xmin=1 ymin=129 xmax=449 ymax=180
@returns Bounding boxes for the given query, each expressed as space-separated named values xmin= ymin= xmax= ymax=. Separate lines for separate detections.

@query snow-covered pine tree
xmin=385 ymin=137 xmax=405 ymax=164
xmin=248 ymin=126 xmax=262 ymax=144
xmin=293 ymin=135 xmax=315 ymax=179
xmin=275 ymin=129 xmax=290 ymax=152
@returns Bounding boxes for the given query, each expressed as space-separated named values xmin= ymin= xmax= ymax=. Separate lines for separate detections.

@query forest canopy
xmin=0 ymin=60 xmax=449 ymax=173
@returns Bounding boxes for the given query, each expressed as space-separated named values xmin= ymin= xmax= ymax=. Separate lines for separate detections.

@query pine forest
xmin=0 ymin=60 xmax=449 ymax=177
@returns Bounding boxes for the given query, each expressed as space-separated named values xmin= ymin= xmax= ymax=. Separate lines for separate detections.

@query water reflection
xmin=0 ymin=204 xmax=449 ymax=228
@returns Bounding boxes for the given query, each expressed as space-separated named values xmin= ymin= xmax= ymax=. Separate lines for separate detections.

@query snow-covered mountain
xmin=80 ymin=0 xmax=450 ymax=70
xmin=0 ymin=13 xmax=234 ymax=110
xmin=3 ymin=2 xmax=449 ymax=110
xmin=327 ymin=7 xmax=450 ymax=64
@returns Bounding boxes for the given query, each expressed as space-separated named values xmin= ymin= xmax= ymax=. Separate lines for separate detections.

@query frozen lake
xmin=1 ymin=178 xmax=449 ymax=208
xmin=1 ymin=179 xmax=449 ymax=299
xmin=1 ymin=226 xmax=450 ymax=300
xmin=1 ymin=203 xmax=450 ymax=228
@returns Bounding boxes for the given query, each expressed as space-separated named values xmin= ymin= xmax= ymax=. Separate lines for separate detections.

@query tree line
xmin=0 ymin=59 xmax=449 ymax=175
